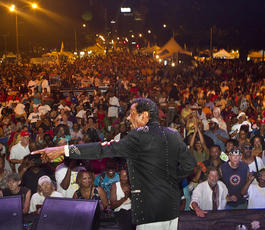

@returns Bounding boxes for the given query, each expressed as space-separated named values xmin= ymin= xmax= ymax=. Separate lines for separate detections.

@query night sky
xmin=0 ymin=0 xmax=264 ymax=53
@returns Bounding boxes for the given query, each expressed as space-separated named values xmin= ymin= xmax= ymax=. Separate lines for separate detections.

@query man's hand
xmin=22 ymin=158 xmax=34 ymax=169
xmin=194 ymin=207 xmax=208 ymax=218
xmin=228 ymin=195 xmax=238 ymax=202
xmin=247 ymin=173 xmax=255 ymax=183
xmin=31 ymin=146 xmax=65 ymax=162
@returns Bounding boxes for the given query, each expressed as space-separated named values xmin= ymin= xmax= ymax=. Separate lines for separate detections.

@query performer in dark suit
xmin=32 ymin=98 xmax=196 ymax=230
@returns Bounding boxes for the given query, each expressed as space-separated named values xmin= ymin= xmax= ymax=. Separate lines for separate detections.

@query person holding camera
xmin=19 ymin=154 xmax=46 ymax=195
xmin=241 ymin=142 xmax=265 ymax=179
xmin=241 ymin=168 xmax=265 ymax=209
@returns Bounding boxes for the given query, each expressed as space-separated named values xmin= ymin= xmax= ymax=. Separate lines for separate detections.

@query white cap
xmin=237 ymin=112 xmax=247 ymax=119
xmin=38 ymin=175 xmax=52 ymax=186
xmin=210 ymin=117 xmax=219 ymax=125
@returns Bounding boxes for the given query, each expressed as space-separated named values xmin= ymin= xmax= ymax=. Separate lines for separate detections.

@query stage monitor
xmin=37 ymin=197 xmax=99 ymax=230
xmin=0 ymin=195 xmax=23 ymax=230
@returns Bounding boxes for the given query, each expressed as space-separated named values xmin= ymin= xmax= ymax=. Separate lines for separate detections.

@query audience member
xmin=94 ymin=160 xmax=120 ymax=200
xmin=29 ymin=175 xmax=63 ymax=213
xmin=241 ymin=168 xmax=265 ymax=209
xmin=191 ymin=167 xmax=228 ymax=217
xmin=55 ymin=158 xmax=85 ymax=198
xmin=9 ymin=131 xmax=30 ymax=173
xmin=73 ymin=170 xmax=108 ymax=209
xmin=0 ymin=156 xmax=11 ymax=191
xmin=2 ymin=173 xmax=31 ymax=214
xmin=220 ymin=148 xmax=249 ymax=209
xmin=205 ymin=118 xmax=229 ymax=152
xmin=110 ymin=169 xmax=134 ymax=230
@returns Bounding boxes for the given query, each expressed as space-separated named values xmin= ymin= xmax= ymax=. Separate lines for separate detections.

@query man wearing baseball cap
xmin=205 ymin=117 xmax=229 ymax=152
xmin=220 ymin=148 xmax=249 ymax=209
xmin=9 ymin=131 xmax=30 ymax=173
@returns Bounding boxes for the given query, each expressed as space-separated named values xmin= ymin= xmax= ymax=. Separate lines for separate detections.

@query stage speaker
xmin=36 ymin=197 xmax=99 ymax=230
xmin=0 ymin=195 xmax=23 ymax=230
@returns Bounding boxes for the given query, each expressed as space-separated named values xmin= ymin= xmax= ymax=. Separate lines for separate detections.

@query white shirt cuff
xmin=64 ymin=145 xmax=69 ymax=157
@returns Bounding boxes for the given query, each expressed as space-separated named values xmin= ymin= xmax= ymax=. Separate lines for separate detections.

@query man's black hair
xmin=106 ymin=159 xmax=117 ymax=170
xmin=210 ymin=144 xmax=221 ymax=152
xmin=132 ymin=98 xmax=159 ymax=124
xmin=226 ymin=138 xmax=239 ymax=147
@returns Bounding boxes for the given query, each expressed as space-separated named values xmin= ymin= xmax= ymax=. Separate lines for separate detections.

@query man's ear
xmin=141 ymin=111 xmax=150 ymax=125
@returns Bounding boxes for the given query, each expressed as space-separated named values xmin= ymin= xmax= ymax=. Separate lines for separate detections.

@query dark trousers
xmin=115 ymin=209 xmax=135 ymax=230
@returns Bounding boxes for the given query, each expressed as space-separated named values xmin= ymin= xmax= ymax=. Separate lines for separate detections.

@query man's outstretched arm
xmin=32 ymin=130 xmax=140 ymax=161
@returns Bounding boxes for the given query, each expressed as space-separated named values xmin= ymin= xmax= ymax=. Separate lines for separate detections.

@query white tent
xmin=157 ymin=37 xmax=191 ymax=58
xmin=213 ymin=49 xmax=234 ymax=59
xmin=248 ymin=50 xmax=265 ymax=59
xmin=229 ymin=50 xmax=239 ymax=59
xmin=82 ymin=43 xmax=105 ymax=55
xmin=141 ymin=45 xmax=160 ymax=55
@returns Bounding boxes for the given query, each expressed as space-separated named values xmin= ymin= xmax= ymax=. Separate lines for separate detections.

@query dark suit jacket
xmin=69 ymin=122 xmax=196 ymax=225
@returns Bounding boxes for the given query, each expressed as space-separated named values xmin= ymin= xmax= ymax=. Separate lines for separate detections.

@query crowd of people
xmin=0 ymin=51 xmax=265 ymax=229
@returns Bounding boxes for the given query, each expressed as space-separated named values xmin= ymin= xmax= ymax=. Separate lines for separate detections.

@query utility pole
xmin=15 ymin=12 xmax=20 ymax=60
xmin=210 ymin=27 xmax=213 ymax=59
xmin=0 ymin=34 xmax=8 ymax=54
xmin=74 ymin=30 xmax=77 ymax=53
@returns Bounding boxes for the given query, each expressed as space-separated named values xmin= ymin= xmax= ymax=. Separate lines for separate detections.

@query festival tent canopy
xmin=157 ymin=37 xmax=191 ymax=58
xmin=213 ymin=49 xmax=234 ymax=59
xmin=82 ymin=43 xmax=105 ymax=55
xmin=141 ymin=44 xmax=160 ymax=54
xmin=248 ymin=50 xmax=265 ymax=58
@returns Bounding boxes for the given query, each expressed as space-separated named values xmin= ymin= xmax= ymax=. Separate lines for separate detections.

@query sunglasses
xmin=244 ymin=146 xmax=253 ymax=151
xmin=229 ymin=149 xmax=241 ymax=155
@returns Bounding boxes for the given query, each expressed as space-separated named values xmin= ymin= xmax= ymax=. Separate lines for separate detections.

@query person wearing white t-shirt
xmin=58 ymin=102 xmax=71 ymax=112
xmin=14 ymin=102 xmax=26 ymax=118
xmin=28 ymin=106 xmax=41 ymax=124
xmin=9 ymin=131 xmax=30 ymax=173
xmin=248 ymin=156 xmax=265 ymax=173
xmin=108 ymin=93 xmax=120 ymax=118
xmin=29 ymin=175 xmax=63 ymax=213
xmin=76 ymin=105 xmax=86 ymax=122
xmin=38 ymin=101 xmax=51 ymax=116
xmin=28 ymin=78 xmax=37 ymax=92
xmin=41 ymin=78 xmax=50 ymax=93
xmin=241 ymin=169 xmax=265 ymax=209
xmin=230 ymin=112 xmax=252 ymax=139
xmin=55 ymin=159 xmax=85 ymax=198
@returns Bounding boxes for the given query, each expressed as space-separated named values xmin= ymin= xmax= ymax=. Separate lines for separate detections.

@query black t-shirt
xmin=3 ymin=186 xmax=29 ymax=208
xmin=21 ymin=168 xmax=46 ymax=195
